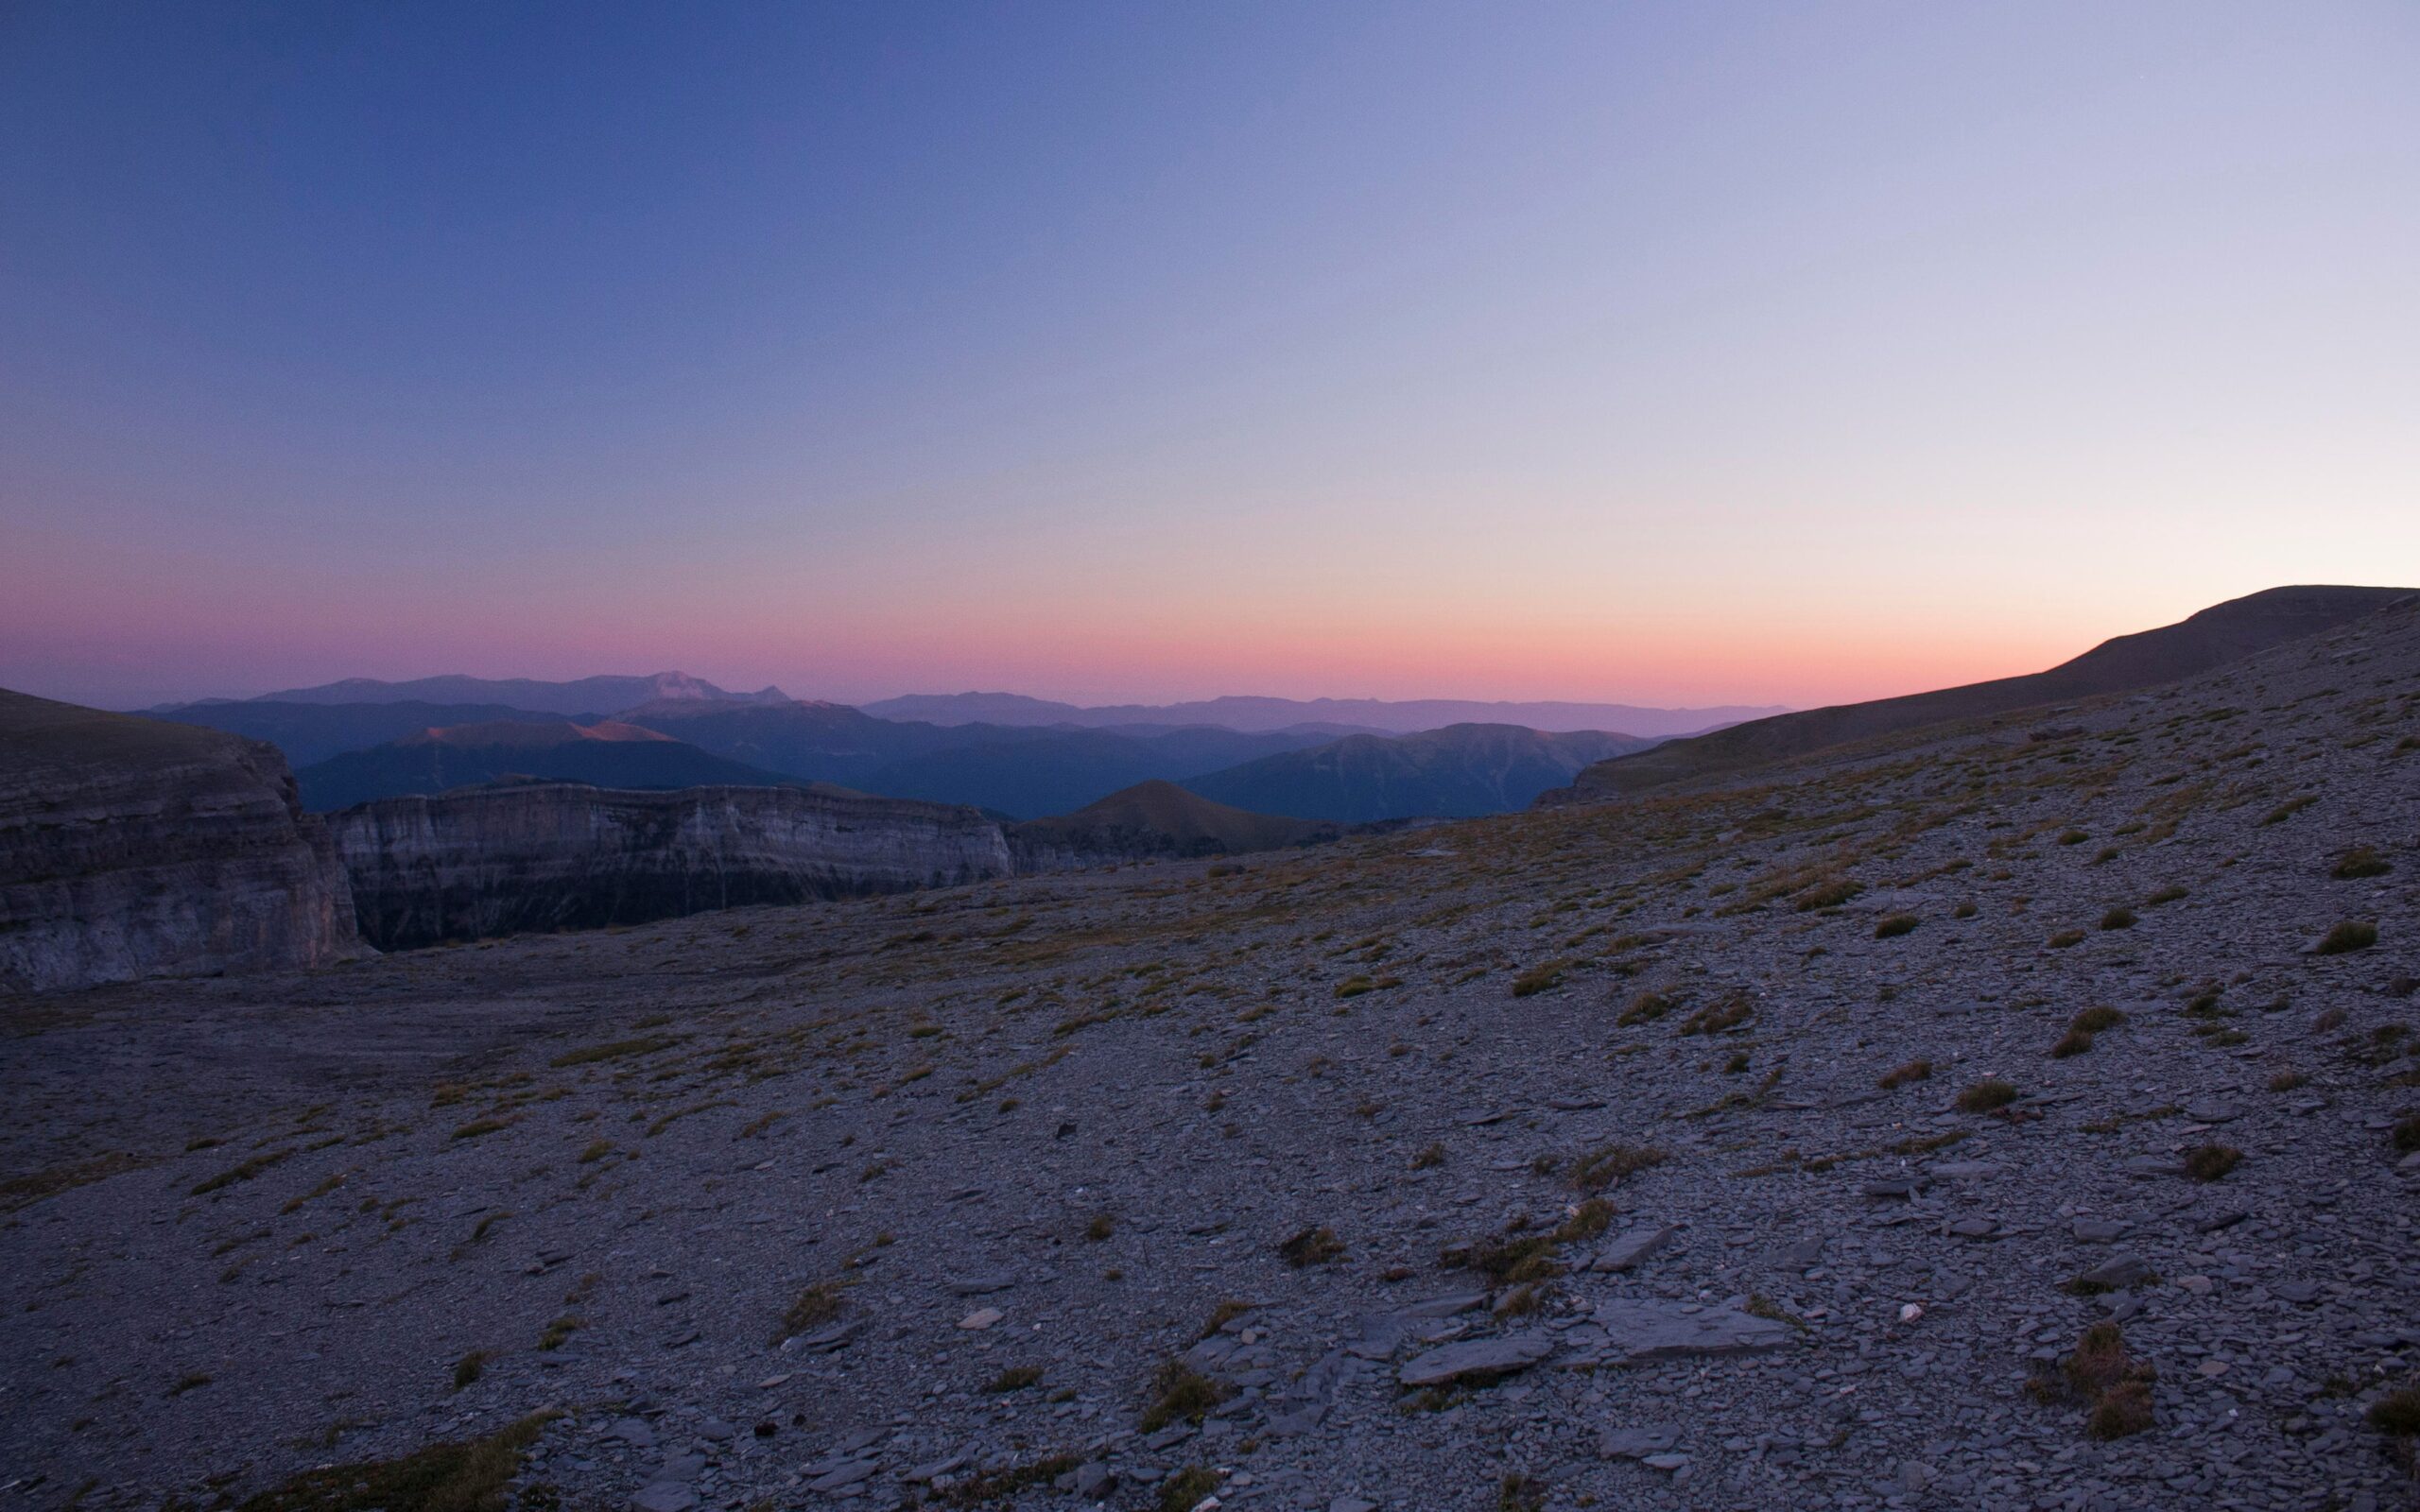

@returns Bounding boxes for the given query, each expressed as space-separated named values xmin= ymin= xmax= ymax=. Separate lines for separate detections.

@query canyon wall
xmin=0 ymin=690 xmax=361 ymax=993
xmin=331 ymin=782 xmax=1012 ymax=949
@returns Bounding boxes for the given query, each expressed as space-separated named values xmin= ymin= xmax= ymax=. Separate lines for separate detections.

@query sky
xmin=4 ymin=1 xmax=2416 ymax=712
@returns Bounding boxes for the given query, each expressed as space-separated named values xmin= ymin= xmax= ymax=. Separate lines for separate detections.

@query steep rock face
xmin=0 ymin=689 xmax=361 ymax=993
xmin=332 ymin=783 xmax=1012 ymax=949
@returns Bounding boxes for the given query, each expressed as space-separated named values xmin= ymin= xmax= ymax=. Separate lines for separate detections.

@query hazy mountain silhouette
xmin=860 ymin=693 xmax=1779 ymax=737
xmin=149 ymin=700 xmax=601 ymax=767
xmin=251 ymin=673 xmax=787 ymax=715
xmin=620 ymin=703 xmax=1332 ymax=818
xmin=1182 ymin=724 xmax=1655 ymax=823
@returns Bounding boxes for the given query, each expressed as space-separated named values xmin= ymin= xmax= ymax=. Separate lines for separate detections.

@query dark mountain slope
xmin=294 ymin=720 xmax=799 ymax=811
xmin=1553 ymin=584 xmax=2415 ymax=801
xmin=856 ymin=726 xmax=1330 ymax=819
xmin=1183 ymin=724 xmax=1654 ymax=823
xmin=1009 ymin=780 xmax=1337 ymax=868
xmin=148 ymin=700 xmax=592 ymax=767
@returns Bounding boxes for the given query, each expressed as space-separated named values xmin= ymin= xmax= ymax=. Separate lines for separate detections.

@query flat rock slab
xmin=1587 ymin=1300 xmax=1793 ymax=1362
xmin=945 ymin=1272 xmax=1015 ymax=1296
xmin=1598 ymin=1423 xmax=1684 ymax=1459
xmin=1399 ymin=1291 xmax=1489 ymax=1318
xmin=1398 ymin=1333 xmax=1556 ymax=1386
xmin=1590 ymin=1224 xmax=1677 ymax=1273
xmin=2079 ymin=1252 xmax=2152 ymax=1289
xmin=804 ymin=1458 xmax=878 ymax=1493
xmin=631 ymin=1487 xmax=697 ymax=1512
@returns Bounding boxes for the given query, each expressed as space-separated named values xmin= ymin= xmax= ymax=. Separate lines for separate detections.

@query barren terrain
xmin=6 ymin=600 xmax=2417 ymax=1512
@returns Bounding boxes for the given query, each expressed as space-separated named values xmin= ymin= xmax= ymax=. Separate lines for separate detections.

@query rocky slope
xmin=3 ymin=593 xmax=2416 ymax=1512
xmin=330 ymin=782 xmax=1011 ymax=949
xmin=0 ymin=689 xmax=359 ymax=993
xmin=1553 ymin=584 xmax=2413 ymax=800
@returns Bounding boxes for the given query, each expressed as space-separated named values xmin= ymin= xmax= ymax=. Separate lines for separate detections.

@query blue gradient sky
xmin=5 ymin=2 xmax=2415 ymax=709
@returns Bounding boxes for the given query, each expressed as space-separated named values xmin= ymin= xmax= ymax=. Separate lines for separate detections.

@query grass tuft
xmin=1956 ymin=1078 xmax=2017 ymax=1113
xmin=2183 ymin=1143 xmax=2241 ymax=1181
xmin=233 ymin=1412 xmax=560 ymax=1512
xmin=2315 ymin=920 xmax=2377 ymax=954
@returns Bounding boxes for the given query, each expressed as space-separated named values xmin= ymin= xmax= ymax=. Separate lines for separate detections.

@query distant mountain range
xmin=147 ymin=672 xmax=1717 ymax=822
xmin=1184 ymin=723 xmax=1653 ymax=823
xmin=860 ymin=692 xmax=1778 ymax=738
xmin=597 ymin=701 xmax=1336 ymax=818
xmin=233 ymin=672 xmax=789 ymax=715
xmin=147 ymin=700 xmax=616 ymax=766
xmin=294 ymin=719 xmax=804 ymax=811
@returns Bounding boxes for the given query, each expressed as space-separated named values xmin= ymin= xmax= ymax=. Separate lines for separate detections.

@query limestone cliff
xmin=332 ymin=782 xmax=1012 ymax=949
xmin=0 ymin=689 xmax=362 ymax=993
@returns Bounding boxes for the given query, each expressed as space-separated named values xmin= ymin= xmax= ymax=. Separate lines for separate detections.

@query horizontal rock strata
xmin=331 ymin=782 xmax=1012 ymax=949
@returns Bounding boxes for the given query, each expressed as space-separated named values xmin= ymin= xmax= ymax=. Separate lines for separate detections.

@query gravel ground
xmin=5 ymin=599 xmax=2417 ymax=1512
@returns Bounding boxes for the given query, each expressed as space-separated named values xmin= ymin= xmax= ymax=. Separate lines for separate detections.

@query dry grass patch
xmin=1616 ymin=989 xmax=1672 ymax=1026
xmin=234 ymin=1411 xmax=559 ymax=1512
xmin=1140 ymin=1359 xmax=1232 ymax=1431
xmin=2183 ymin=1143 xmax=2241 ymax=1181
xmin=1568 ymin=1143 xmax=1668 ymax=1191
xmin=774 ymin=1280 xmax=847 ymax=1344
xmin=1956 ymin=1078 xmax=2017 ymax=1113
xmin=2315 ymin=920 xmax=2377 ymax=954
xmin=1676 ymin=995 xmax=1752 ymax=1036
xmin=2333 ymin=846 xmax=2391 ymax=880
xmin=2051 ymin=1323 xmax=2157 ymax=1440
xmin=2370 ymin=1388 xmax=2420 ymax=1437
xmin=1510 ymin=960 xmax=1572 ymax=998
xmin=549 ymin=1035 xmax=678 ymax=1068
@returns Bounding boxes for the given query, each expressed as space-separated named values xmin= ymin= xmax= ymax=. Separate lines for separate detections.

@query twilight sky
xmin=4 ymin=2 xmax=2416 ymax=711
